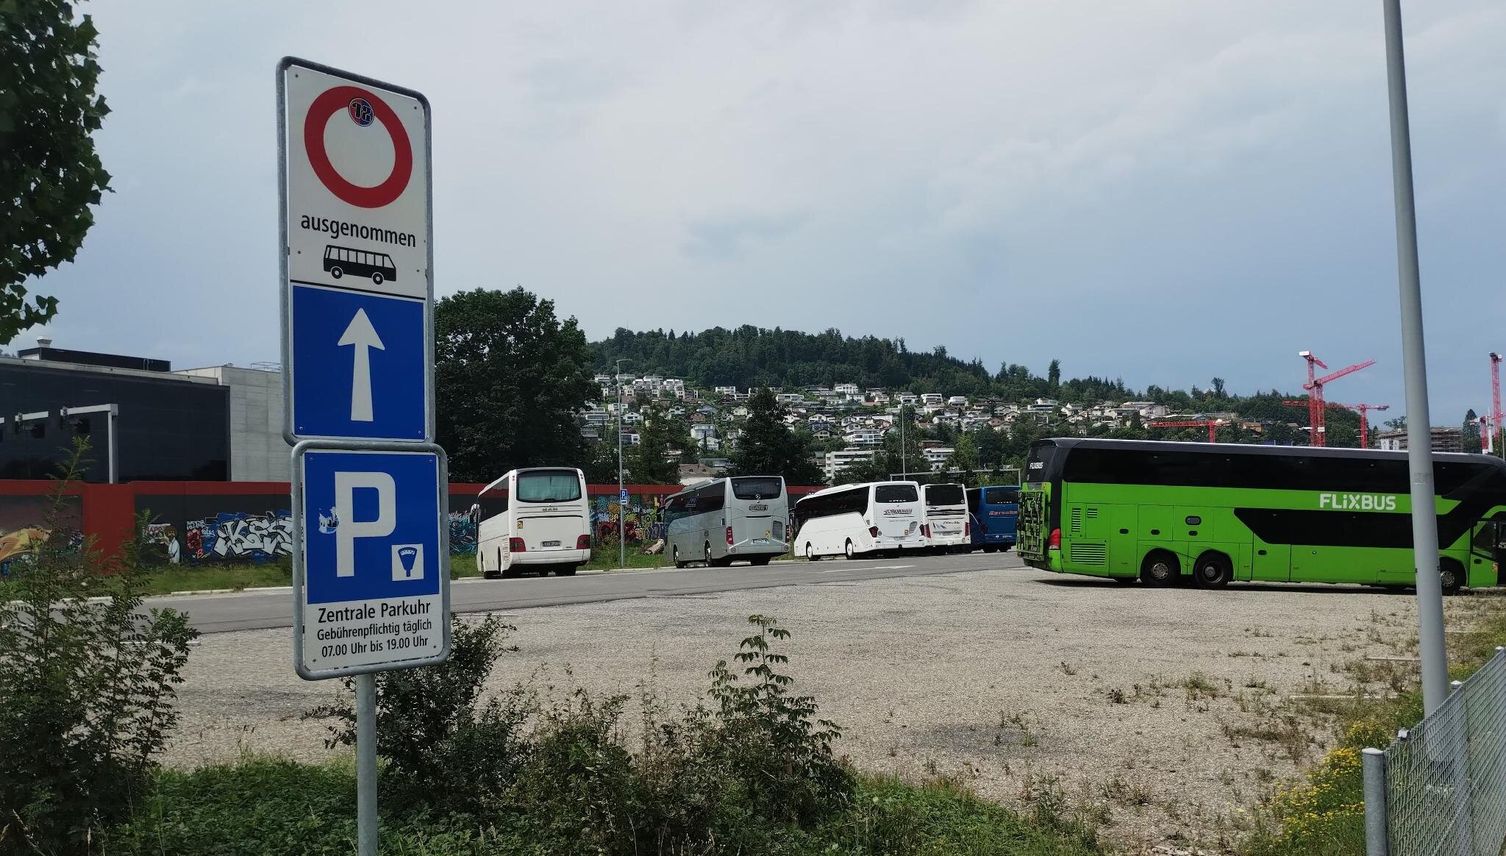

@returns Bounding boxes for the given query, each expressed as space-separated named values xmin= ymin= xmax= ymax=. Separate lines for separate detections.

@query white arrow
xmin=337 ymin=308 xmax=384 ymax=422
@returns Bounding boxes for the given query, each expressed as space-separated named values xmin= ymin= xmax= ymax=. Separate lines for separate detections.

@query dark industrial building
xmin=0 ymin=344 xmax=230 ymax=482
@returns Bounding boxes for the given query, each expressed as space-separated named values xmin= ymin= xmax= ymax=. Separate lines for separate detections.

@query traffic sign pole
xmin=279 ymin=56 xmax=441 ymax=856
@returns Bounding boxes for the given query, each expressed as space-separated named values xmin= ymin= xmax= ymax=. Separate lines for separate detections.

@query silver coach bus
xmin=663 ymin=476 xmax=788 ymax=568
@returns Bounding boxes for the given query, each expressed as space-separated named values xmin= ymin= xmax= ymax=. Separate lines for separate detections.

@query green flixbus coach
xmin=1016 ymin=438 xmax=1506 ymax=593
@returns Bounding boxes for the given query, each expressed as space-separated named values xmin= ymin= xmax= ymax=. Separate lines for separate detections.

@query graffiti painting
xmin=0 ymin=494 xmax=83 ymax=576
xmin=186 ymin=510 xmax=293 ymax=563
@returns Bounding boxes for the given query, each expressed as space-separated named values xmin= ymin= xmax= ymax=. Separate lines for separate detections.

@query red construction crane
xmin=1149 ymin=419 xmax=1223 ymax=443
xmin=1295 ymin=351 xmax=1375 ymax=447
xmin=1337 ymin=403 xmax=1389 ymax=449
xmin=1490 ymin=353 xmax=1503 ymax=456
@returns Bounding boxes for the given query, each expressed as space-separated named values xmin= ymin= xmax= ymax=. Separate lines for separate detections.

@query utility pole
xmin=615 ymin=358 xmax=629 ymax=570
xmin=899 ymin=404 xmax=908 ymax=480
xmin=1383 ymin=0 xmax=1447 ymax=715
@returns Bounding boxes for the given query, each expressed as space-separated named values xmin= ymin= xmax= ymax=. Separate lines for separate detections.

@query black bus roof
xmin=1030 ymin=437 xmax=1506 ymax=470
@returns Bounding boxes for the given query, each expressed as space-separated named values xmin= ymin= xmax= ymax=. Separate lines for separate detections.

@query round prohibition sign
xmin=303 ymin=85 xmax=413 ymax=209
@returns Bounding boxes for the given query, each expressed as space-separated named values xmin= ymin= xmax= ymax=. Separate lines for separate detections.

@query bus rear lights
xmin=1047 ymin=529 xmax=1061 ymax=550
xmin=508 ymin=537 xmax=526 ymax=553
xmin=725 ymin=526 xmax=734 ymax=546
xmin=575 ymin=535 xmax=591 ymax=550
xmin=921 ymin=524 xmax=932 ymax=539
xmin=964 ymin=521 xmax=970 ymax=538
xmin=868 ymin=526 xmax=880 ymax=538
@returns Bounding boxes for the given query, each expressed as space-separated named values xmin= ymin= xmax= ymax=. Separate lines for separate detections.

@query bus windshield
xmin=1025 ymin=442 xmax=1058 ymax=483
xmin=983 ymin=486 xmax=1018 ymax=505
xmin=731 ymin=477 xmax=783 ymax=500
xmin=875 ymin=484 xmax=919 ymax=503
xmin=925 ymin=485 xmax=965 ymax=506
xmin=515 ymin=470 xmax=582 ymax=503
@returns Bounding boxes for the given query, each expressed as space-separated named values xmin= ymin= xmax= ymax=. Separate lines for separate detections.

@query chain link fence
xmin=1364 ymin=647 xmax=1506 ymax=856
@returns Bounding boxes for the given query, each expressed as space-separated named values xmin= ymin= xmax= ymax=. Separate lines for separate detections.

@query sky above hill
xmin=25 ymin=1 xmax=1506 ymax=421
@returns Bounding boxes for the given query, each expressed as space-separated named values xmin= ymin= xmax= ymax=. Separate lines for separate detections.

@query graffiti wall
xmin=589 ymin=492 xmax=666 ymax=545
xmin=0 ymin=494 xmax=83 ymax=576
xmin=137 ymin=495 xmax=293 ymax=565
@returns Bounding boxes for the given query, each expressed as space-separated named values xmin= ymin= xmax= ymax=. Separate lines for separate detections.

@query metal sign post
xmin=1380 ymin=0 xmax=1448 ymax=714
xmin=279 ymin=57 xmax=445 ymax=856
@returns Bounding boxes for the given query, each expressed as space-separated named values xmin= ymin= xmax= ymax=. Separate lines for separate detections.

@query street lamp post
xmin=615 ymin=358 xmax=629 ymax=569
xmin=899 ymin=405 xmax=908 ymax=480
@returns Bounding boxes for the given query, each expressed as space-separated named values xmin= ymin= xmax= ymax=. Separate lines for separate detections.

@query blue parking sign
xmin=294 ymin=444 xmax=449 ymax=678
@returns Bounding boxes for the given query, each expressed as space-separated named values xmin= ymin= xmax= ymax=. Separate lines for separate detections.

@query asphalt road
xmin=152 ymin=551 xmax=1024 ymax=635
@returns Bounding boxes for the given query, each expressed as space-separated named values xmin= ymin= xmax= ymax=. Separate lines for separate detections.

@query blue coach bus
xmin=967 ymin=485 xmax=1019 ymax=553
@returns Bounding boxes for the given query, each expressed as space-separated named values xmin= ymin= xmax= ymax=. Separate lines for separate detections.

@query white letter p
xmin=334 ymin=471 xmax=396 ymax=577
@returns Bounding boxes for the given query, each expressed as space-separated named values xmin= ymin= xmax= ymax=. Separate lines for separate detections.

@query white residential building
xmin=824 ymin=449 xmax=877 ymax=482
xmin=947 ymin=395 xmax=968 ymax=407
xmin=922 ymin=447 xmax=954 ymax=470
xmin=834 ymin=383 xmax=859 ymax=395
xmin=842 ymin=429 xmax=886 ymax=447
xmin=921 ymin=393 xmax=944 ymax=406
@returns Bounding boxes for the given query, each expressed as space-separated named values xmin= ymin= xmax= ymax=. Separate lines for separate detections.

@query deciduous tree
xmin=0 ymin=1 xmax=112 ymax=344
xmin=436 ymin=288 xmax=596 ymax=482
xmin=730 ymin=388 xmax=822 ymax=484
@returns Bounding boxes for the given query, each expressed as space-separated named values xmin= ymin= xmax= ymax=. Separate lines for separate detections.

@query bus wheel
xmin=844 ymin=539 xmax=856 ymax=560
xmin=372 ymin=271 xmax=384 ymax=285
xmin=1440 ymin=559 xmax=1464 ymax=595
xmin=805 ymin=542 xmax=819 ymax=562
xmin=673 ymin=546 xmax=686 ymax=569
xmin=1140 ymin=551 xmax=1180 ymax=587
xmin=1193 ymin=552 xmax=1233 ymax=588
xmin=329 ymin=266 xmax=343 ymax=279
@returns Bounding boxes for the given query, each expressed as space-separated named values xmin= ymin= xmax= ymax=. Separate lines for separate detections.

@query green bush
xmin=0 ymin=445 xmax=197 ymax=854
xmin=306 ymin=614 xmax=528 ymax=819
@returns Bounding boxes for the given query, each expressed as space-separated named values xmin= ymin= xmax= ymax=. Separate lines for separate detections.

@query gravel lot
xmin=167 ymin=565 xmax=1455 ymax=853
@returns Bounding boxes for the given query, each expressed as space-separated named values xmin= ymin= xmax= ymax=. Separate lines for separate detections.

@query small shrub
xmin=305 ymin=613 xmax=526 ymax=819
xmin=0 ymin=442 xmax=198 ymax=854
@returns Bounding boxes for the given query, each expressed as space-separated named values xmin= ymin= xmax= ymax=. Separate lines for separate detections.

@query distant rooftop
xmin=18 ymin=341 xmax=170 ymax=372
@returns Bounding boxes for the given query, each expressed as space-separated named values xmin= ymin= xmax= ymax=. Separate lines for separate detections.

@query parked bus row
xmin=1016 ymin=437 xmax=1506 ymax=593
xmin=791 ymin=479 xmax=1020 ymax=560
xmin=468 ymin=468 xmax=1021 ymax=578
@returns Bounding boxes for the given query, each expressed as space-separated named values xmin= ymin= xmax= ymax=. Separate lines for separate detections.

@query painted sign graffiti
xmin=186 ymin=510 xmax=294 ymax=562
xmin=589 ymin=494 xmax=666 ymax=545
xmin=448 ymin=510 xmax=477 ymax=556
xmin=0 ymin=494 xmax=83 ymax=576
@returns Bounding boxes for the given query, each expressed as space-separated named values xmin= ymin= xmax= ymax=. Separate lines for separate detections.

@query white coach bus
xmin=475 ymin=467 xmax=591 ymax=579
xmin=664 ymin=475 xmax=788 ymax=568
xmin=793 ymin=480 xmax=925 ymax=560
xmin=921 ymin=482 xmax=970 ymax=553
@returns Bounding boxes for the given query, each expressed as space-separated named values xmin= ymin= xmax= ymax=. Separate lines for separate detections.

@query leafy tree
xmin=730 ymin=388 xmax=822 ymax=484
xmin=436 ymin=288 xmax=597 ymax=482
xmin=1046 ymin=359 xmax=1061 ymax=393
xmin=945 ymin=433 xmax=980 ymax=476
xmin=628 ymin=405 xmax=685 ymax=484
xmin=1211 ymin=377 xmax=1226 ymax=398
xmin=0 ymin=1 xmax=112 ymax=344
xmin=1461 ymin=409 xmax=1481 ymax=454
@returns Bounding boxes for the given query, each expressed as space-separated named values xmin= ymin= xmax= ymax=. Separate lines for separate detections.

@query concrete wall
xmin=176 ymin=366 xmax=288 ymax=481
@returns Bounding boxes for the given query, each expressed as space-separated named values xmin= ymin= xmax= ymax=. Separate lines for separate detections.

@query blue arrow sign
xmin=296 ymin=446 xmax=448 ymax=678
xmin=290 ymin=283 xmax=427 ymax=441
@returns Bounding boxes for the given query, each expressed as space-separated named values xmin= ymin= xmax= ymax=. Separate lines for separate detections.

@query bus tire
xmin=845 ymin=539 xmax=856 ymax=560
xmin=1440 ymin=559 xmax=1464 ymax=595
xmin=1193 ymin=552 xmax=1233 ymax=588
xmin=805 ymin=542 xmax=820 ymax=562
xmin=673 ymin=546 xmax=686 ymax=569
xmin=329 ymin=266 xmax=343 ymax=279
xmin=371 ymin=271 xmax=384 ymax=285
xmin=1140 ymin=550 xmax=1180 ymax=587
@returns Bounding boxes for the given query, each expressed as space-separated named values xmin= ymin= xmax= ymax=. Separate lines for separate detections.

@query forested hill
xmin=589 ymin=325 xmax=1132 ymax=403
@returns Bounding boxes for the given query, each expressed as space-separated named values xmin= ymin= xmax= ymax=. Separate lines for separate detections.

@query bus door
xmin=1469 ymin=518 xmax=1506 ymax=586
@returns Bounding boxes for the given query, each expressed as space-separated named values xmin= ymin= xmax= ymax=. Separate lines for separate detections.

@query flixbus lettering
xmin=1317 ymin=493 xmax=1397 ymax=511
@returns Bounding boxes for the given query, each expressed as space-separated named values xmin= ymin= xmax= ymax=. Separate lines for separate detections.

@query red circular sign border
xmin=303 ymin=85 xmax=413 ymax=209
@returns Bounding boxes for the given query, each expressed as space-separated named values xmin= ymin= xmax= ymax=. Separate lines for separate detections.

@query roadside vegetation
xmin=1241 ymin=592 xmax=1506 ymax=855
xmin=103 ymin=615 xmax=1102 ymax=855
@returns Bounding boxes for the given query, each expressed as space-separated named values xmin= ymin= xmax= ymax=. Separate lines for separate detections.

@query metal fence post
xmin=1364 ymin=747 xmax=1391 ymax=856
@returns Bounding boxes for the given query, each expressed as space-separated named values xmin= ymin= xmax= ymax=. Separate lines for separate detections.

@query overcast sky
xmin=26 ymin=1 xmax=1506 ymax=422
